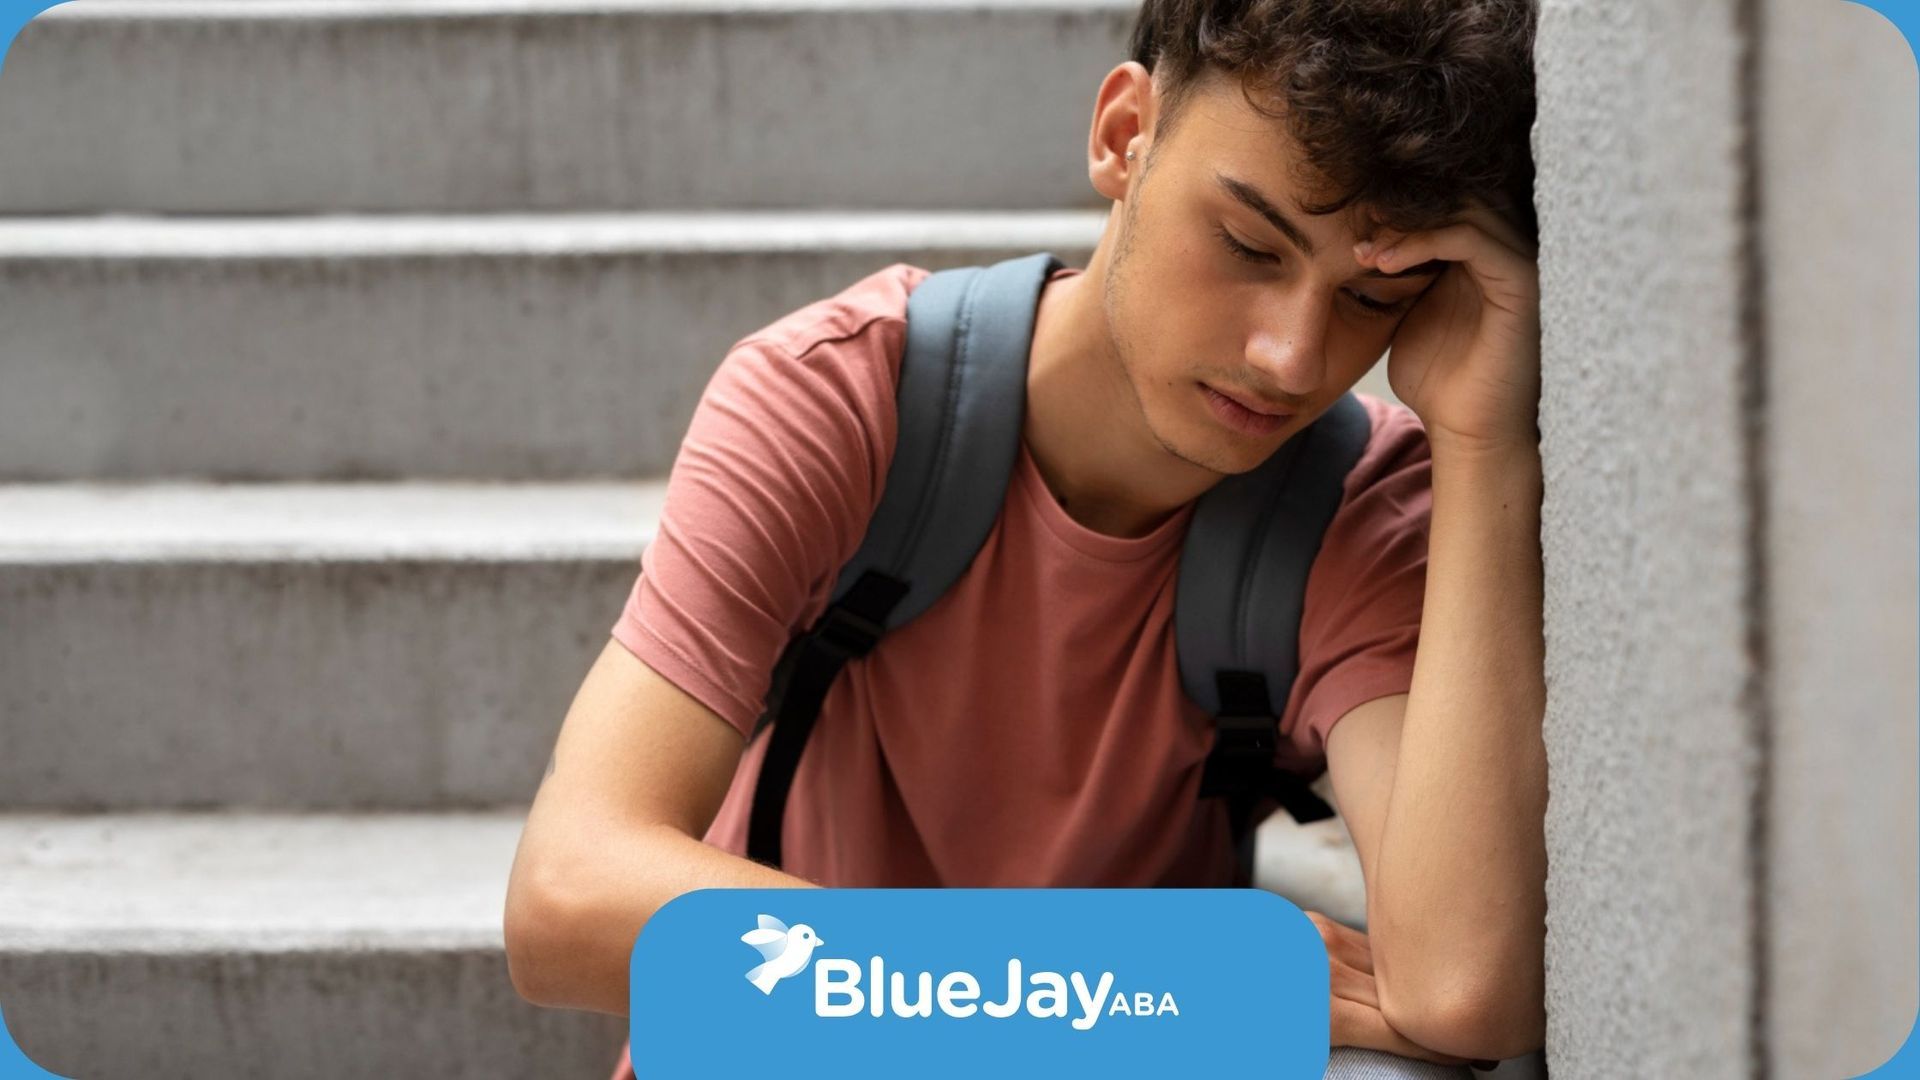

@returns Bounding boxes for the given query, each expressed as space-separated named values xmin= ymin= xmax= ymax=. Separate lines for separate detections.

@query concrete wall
xmin=1535 ymin=1 xmax=1760 ymax=1074
xmin=1536 ymin=0 xmax=1919 ymax=1074
xmin=1760 ymin=2 xmax=1919 ymax=1075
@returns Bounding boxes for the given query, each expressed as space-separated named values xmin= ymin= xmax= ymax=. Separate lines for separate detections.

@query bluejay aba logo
xmin=739 ymin=913 xmax=1182 ymax=1030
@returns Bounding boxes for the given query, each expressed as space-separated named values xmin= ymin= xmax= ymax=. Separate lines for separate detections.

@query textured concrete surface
xmin=0 ymin=811 xmax=628 ymax=1078
xmin=0 ymin=479 xmax=664 ymax=562
xmin=1757 ymin=1 xmax=1920 ymax=1075
xmin=1535 ymin=1 xmax=1760 ymax=1075
xmin=0 ymin=0 xmax=1134 ymax=213
xmin=0 ymin=482 xmax=659 ymax=809
xmin=0 ymin=811 xmax=527 ymax=950
xmin=0 ymin=212 xmax=1100 ymax=481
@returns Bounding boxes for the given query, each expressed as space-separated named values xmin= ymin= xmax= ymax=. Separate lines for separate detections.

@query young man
xmin=505 ymin=1 xmax=1546 ymax=1075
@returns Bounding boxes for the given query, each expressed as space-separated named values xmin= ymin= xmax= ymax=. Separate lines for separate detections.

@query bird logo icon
xmin=741 ymin=913 xmax=827 ymax=995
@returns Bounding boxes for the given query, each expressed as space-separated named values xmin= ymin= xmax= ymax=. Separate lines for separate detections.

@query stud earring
xmin=1126 ymin=149 xmax=1136 ymax=160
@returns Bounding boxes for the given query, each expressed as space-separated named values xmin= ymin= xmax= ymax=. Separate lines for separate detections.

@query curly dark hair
xmin=1127 ymin=0 xmax=1538 ymax=247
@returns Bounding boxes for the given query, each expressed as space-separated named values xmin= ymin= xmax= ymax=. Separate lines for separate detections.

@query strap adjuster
xmin=1199 ymin=714 xmax=1278 ymax=798
xmin=1200 ymin=669 xmax=1279 ymax=800
xmin=811 ymin=603 xmax=886 ymax=661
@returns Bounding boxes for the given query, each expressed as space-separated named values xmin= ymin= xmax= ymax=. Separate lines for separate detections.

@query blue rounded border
xmin=0 ymin=1005 xmax=67 ymax=1080
xmin=1843 ymin=0 xmax=1920 ymax=1070
xmin=0 ymin=0 xmax=1911 ymax=1076
xmin=0 ymin=11 xmax=89 ymax=1077
xmin=1837 ymin=4 xmax=1920 ymax=1077
xmin=0 ymin=0 xmax=54 ymax=86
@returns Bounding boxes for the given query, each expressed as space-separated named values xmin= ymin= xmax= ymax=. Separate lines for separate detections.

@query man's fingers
xmin=1326 ymin=931 xmax=1374 ymax=977
xmin=1305 ymin=910 xmax=1375 ymax=975
xmin=1356 ymin=216 xmax=1538 ymax=323
xmin=1331 ymin=958 xmax=1379 ymax=1010
xmin=1365 ymin=222 xmax=1533 ymax=294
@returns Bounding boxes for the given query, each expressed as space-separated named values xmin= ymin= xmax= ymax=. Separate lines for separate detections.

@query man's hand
xmin=1354 ymin=202 xmax=1541 ymax=456
xmin=1309 ymin=909 xmax=1485 ymax=1069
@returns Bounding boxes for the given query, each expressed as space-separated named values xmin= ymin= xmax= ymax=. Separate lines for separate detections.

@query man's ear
xmin=1088 ymin=61 xmax=1155 ymax=203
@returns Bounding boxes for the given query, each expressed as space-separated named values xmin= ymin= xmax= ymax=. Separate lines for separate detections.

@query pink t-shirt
xmin=610 ymin=260 xmax=1433 ymax=890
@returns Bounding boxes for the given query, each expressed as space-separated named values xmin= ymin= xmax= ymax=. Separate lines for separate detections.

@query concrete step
xmin=0 ymin=810 xmax=628 ymax=1079
xmin=0 ymin=815 xmax=1355 ymax=1078
xmin=0 ymin=0 xmax=1135 ymax=213
xmin=0 ymin=480 xmax=661 ymax=810
xmin=0 ymin=210 xmax=1103 ymax=481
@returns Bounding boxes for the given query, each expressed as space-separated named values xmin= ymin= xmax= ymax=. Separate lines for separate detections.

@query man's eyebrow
xmin=1215 ymin=171 xmax=1317 ymax=257
xmin=1214 ymin=170 xmax=1446 ymax=280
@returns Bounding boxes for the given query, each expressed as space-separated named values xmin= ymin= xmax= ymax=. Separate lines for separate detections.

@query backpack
xmin=744 ymin=251 xmax=1373 ymax=888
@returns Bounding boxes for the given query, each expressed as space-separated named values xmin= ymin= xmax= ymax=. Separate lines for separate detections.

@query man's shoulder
xmin=1350 ymin=389 xmax=1424 ymax=440
xmin=1350 ymin=390 xmax=1430 ymax=465
xmin=1337 ymin=391 xmax=1433 ymax=509
xmin=732 ymin=262 xmax=933 ymax=363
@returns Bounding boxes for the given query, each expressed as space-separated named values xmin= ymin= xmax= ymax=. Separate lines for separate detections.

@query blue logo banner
xmin=630 ymin=887 xmax=1330 ymax=1078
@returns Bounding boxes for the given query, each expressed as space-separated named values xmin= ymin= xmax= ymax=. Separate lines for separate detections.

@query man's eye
xmin=1214 ymin=225 xmax=1275 ymax=264
xmin=1217 ymin=224 xmax=1411 ymax=318
xmin=1347 ymin=292 xmax=1410 ymax=318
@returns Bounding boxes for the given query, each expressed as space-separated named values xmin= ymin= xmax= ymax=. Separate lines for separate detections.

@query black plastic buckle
xmin=1199 ymin=713 xmax=1278 ymax=798
xmin=811 ymin=602 xmax=886 ymax=662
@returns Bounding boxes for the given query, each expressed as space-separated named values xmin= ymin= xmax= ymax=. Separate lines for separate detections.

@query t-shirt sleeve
xmin=609 ymin=325 xmax=900 ymax=741
xmin=1274 ymin=396 xmax=1433 ymax=770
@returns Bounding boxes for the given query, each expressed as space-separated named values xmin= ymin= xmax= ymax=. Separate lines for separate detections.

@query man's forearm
xmin=510 ymin=825 xmax=820 ymax=1016
xmin=1370 ymin=434 xmax=1549 ymax=1057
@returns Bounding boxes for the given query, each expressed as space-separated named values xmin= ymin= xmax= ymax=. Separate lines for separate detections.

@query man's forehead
xmin=1171 ymin=77 xmax=1474 ymax=257
xmin=1172 ymin=86 xmax=1378 ymax=225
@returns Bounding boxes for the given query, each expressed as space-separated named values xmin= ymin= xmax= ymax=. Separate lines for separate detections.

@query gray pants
xmin=1324 ymin=1047 xmax=1549 ymax=1079
xmin=1324 ymin=1048 xmax=1473 ymax=1079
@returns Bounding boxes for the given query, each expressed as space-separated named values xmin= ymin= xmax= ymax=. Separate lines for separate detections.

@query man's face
xmin=1100 ymin=76 xmax=1444 ymax=476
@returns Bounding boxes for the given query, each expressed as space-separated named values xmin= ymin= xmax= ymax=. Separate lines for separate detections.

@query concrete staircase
xmin=0 ymin=1 xmax=1365 ymax=1076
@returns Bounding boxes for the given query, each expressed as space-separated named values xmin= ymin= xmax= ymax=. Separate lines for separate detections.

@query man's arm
xmin=1325 ymin=438 xmax=1548 ymax=1062
xmin=502 ymin=637 xmax=820 ymax=1017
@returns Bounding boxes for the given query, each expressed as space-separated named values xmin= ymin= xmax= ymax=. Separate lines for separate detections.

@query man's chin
xmin=1152 ymin=423 xmax=1276 ymax=478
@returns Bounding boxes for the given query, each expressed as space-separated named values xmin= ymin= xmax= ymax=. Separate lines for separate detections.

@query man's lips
xmin=1202 ymin=382 xmax=1295 ymax=419
xmin=1201 ymin=382 xmax=1296 ymax=437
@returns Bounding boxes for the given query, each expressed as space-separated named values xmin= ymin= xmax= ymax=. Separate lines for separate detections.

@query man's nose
xmin=1244 ymin=290 xmax=1331 ymax=398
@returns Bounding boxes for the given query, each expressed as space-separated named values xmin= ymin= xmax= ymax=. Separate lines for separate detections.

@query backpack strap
xmin=1178 ymin=390 xmax=1374 ymax=886
xmin=746 ymin=252 xmax=1063 ymax=870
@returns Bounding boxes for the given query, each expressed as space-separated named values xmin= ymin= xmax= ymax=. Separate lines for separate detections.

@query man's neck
xmin=1022 ymin=262 xmax=1223 ymax=540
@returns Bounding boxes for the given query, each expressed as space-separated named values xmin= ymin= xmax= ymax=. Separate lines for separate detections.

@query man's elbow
xmin=1378 ymin=978 xmax=1546 ymax=1063
xmin=503 ymin=862 xmax=577 ymax=1008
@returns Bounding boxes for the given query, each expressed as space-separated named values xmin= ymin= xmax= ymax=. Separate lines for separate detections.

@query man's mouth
xmin=1200 ymin=382 xmax=1295 ymax=436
